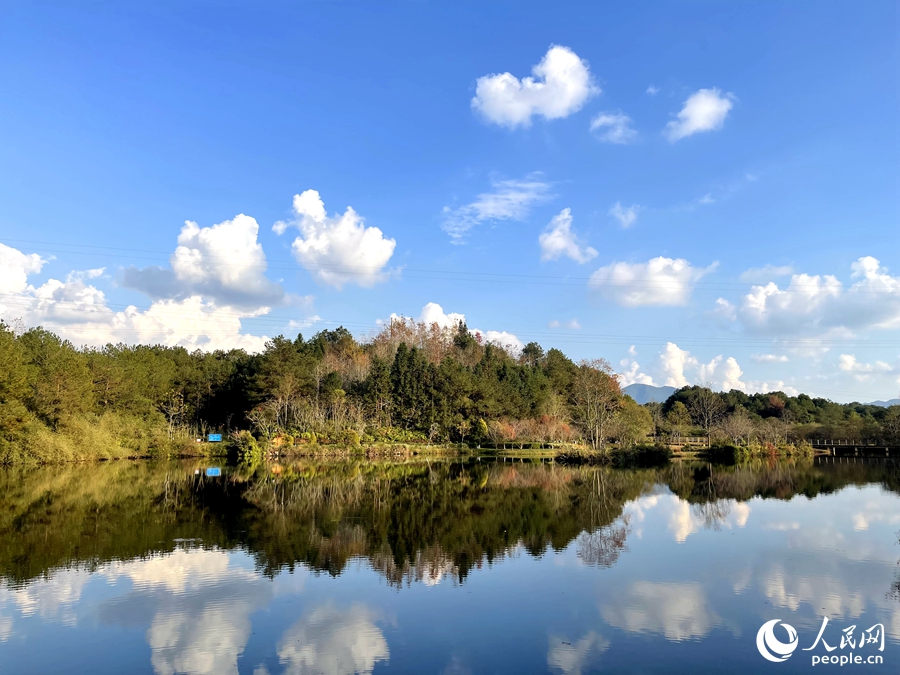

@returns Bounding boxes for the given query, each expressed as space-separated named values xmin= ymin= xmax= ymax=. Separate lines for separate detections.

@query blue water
xmin=0 ymin=459 xmax=897 ymax=674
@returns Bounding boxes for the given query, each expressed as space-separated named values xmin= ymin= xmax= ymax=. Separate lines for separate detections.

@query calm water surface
xmin=1 ymin=458 xmax=898 ymax=674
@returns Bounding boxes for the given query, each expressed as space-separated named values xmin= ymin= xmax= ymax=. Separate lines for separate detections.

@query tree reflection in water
xmin=1 ymin=457 xmax=898 ymax=589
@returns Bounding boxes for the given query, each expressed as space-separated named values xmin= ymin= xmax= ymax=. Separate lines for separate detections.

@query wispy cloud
xmin=608 ymin=202 xmax=640 ymax=228
xmin=441 ymin=174 xmax=552 ymax=243
xmin=590 ymin=112 xmax=638 ymax=144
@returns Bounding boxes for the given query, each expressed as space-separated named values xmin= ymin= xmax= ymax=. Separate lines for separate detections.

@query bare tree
xmin=571 ymin=359 xmax=622 ymax=450
xmin=688 ymin=385 xmax=727 ymax=440
xmin=720 ymin=407 xmax=755 ymax=445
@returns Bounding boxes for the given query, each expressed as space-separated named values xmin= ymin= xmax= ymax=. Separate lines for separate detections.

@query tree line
xmin=0 ymin=318 xmax=898 ymax=462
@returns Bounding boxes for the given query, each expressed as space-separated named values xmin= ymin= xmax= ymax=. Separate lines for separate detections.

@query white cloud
xmin=122 ymin=214 xmax=285 ymax=309
xmin=0 ymin=243 xmax=273 ymax=352
xmin=442 ymin=174 xmax=552 ymax=242
xmin=655 ymin=343 xmax=791 ymax=393
xmin=751 ymin=354 xmax=790 ymax=364
xmin=607 ymin=202 xmax=640 ymax=229
xmin=589 ymin=257 xmax=716 ymax=307
xmin=720 ymin=356 xmax=746 ymax=391
xmin=646 ymin=85 xmax=659 ymax=96
xmin=619 ymin=359 xmax=655 ymax=386
xmin=660 ymin=342 xmax=698 ymax=387
xmin=419 ymin=302 xmax=465 ymax=329
xmin=387 ymin=303 xmax=521 ymax=353
xmin=539 ymin=208 xmax=597 ymax=264
xmin=732 ymin=256 xmax=900 ymax=335
xmin=590 ymin=112 xmax=638 ymax=144
xmin=274 ymin=189 xmax=396 ymax=288
xmin=838 ymin=354 xmax=893 ymax=374
xmin=471 ymin=45 xmax=599 ymax=128
xmin=278 ymin=604 xmax=389 ymax=675
xmin=479 ymin=330 xmax=524 ymax=354
xmin=739 ymin=265 xmax=795 ymax=283
xmin=664 ymin=88 xmax=734 ymax=142
xmin=0 ymin=243 xmax=46 ymax=294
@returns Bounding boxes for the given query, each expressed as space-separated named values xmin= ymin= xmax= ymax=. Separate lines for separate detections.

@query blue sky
xmin=0 ymin=1 xmax=897 ymax=402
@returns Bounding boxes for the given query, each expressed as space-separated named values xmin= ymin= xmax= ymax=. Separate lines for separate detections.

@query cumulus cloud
xmin=646 ymin=85 xmax=659 ymax=95
xmin=274 ymin=190 xmax=396 ymax=288
xmin=442 ymin=174 xmax=552 ymax=242
xmin=471 ymin=45 xmax=599 ymax=128
xmin=589 ymin=257 xmax=716 ymax=307
xmin=480 ymin=330 xmax=524 ymax=353
xmin=607 ymin=202 xmax=640 ymax=229
xmin=590 ymin=112 xmax=638 ymax=144
xmin=619 ymin=359 xmax=655 ymax=386
xmin=0 ymin=243 xmax=46 ymax=294
xmin=654 ymin=343 xmax=799 ymax=394
xmin=730 ymin=256 xmax=900 ymax=335
xmin=419 ymin=302 xmax=465 ymax=329
xmin=659 ymin=342 xmax=698 ymax=388
xmin=122 ymin=215 xmax=285 ymax=310
xmin=0 ymin=243 xmax=272 ymax=352
xmin=664 ymin=88 xmax=734 ymax=142
xmin=539 ymin=208 xmax=597 ymax=263
xmin=739 ymin=264 xmax=795 ymax=284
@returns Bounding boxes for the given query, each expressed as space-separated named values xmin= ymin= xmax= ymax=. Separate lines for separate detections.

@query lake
xmin=1 ymin=457 xmax=897 ymax=674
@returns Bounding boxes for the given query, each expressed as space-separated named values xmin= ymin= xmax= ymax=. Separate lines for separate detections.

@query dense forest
xmin=1 ymin=319 xmax=898 ymax=463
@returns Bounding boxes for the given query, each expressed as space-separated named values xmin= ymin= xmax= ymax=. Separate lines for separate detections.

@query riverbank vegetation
xmin=1 ymin=320 xmax=898 ymax=463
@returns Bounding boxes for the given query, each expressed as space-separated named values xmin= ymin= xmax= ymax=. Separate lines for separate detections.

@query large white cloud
xmin=122 ymin=215 xmax=285 ymax=309
xmin=442 ymin=174 xmax=552 ymax=243
xmin=0 ymin=243 xmax=46 ymax=295
xmin=418 ymin=301 xmax=465 ymax=329
xmin=0 ymin=242 xmax=272 ymax=352
xmin=277 ymin=604 xmax=389 ymax=675
xmin=730 ymin=256 xmax=900 ymax=335
xmin=274 ymin=189 xmax=396 ymax=289
xmin=664 ymin=88 xmax=734 ymax=142
xmin=589 ymin=257 xmax=716 ymax=307
xmin=471 ymin=45 xmax=599 ymax=128
xmin=590 ymin=112 xmax=637 ymax=144
xmin=539 ymin=208 xmax=597 ymax=264
xmin=621 ymin=342 xmax=797 ymax=394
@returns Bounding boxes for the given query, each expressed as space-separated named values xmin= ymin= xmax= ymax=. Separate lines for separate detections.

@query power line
xmin=3 ymin=238 xmax=897 ymax=293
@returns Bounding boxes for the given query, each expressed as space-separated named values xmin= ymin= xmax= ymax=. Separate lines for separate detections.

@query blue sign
xmin=207 ymin=433 xmax=222 ymax=442
xmin=205 ymin=467 xmax=221 ymax=477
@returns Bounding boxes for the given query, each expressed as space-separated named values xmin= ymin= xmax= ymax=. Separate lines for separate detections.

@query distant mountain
xmin=865 ymin=398 xmax=900 ymax=407
xmin=623 ymin=383 xmax=677 ymax=405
